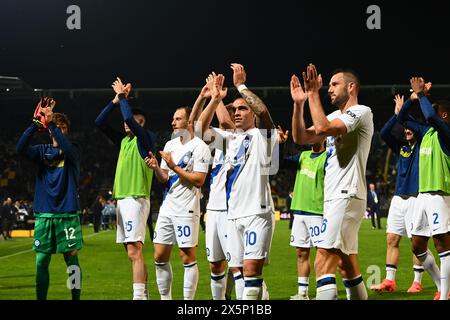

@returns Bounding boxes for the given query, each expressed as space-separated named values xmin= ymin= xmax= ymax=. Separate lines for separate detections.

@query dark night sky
xmin=0 ymin=0 xmax=449 ymax=89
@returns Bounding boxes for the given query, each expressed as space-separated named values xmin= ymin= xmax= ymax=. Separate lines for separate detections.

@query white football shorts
xmin=316 ymin=197 xmax=365 ymax=255
xmin=411 ymin=193 xmax=450 ymax=237
xmin=226 ymin=212 xmax=273 ymax=268
xmin=386 ymin=195 xmax=416 ymax=238
xmin=116 ymin=197 xmax=150 ymax=243
xmin=153 ymin=213 xmax=200 ymax=248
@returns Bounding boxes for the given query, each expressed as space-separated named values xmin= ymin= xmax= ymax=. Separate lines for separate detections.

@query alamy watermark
xmin=366 ymin=5 xmax=381 ymax=30
xmin=67 ymin=265 xmax=81 ymax=290
xmin=168 ymin=124 xmax=280 ymax=175
xmin=66 ymin=5 xmax=81 ymax=30
xmin=366 ymin=264 xmax=382 ymax=288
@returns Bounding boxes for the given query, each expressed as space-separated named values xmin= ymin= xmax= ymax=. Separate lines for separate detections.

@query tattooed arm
xmin=231 ymin=63 xmax=275 ymax=130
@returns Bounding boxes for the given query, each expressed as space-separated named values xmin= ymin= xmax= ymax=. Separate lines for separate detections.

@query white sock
xmin=386 ymin=264 xmax=397 ymax=281
xmin=417 ymin=250 xmax=441 ymax=291
xmin=343 ymin=275 xmax=368 ymax=300
xmin=413 ymin=265 xmax=424 ymax=283
xmin=144 ymin=283 xmax=149 ymax=300
xmin=225 ymin=269 xmax=235 ymax=299
xmin=233 ymin=271 xmax=245 ymax=300
xmin=298 ymin=276 xmax=309 ymax=297
xmin=316 ymin=274 xmax=337 ymax=300
xmin=183 ymin=262 xmax=199 ymax=300
xmin=155 ymin=262 xmax=172 ymax=300
xmin=439 ymin=251 xmax=450 ymax=300
xmin=133 ymin=283 xmax=147 ymax=300
xmin=211 ymin=272 xmax=226 ymax=300
xmin=261 ymin=281 xmax=269 ymax=300
xmin=243 ymin=277 xmax=263 ymax=300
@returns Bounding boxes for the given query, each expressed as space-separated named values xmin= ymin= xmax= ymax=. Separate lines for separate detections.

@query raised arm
xmin=216 ymin=101 xmax=235 ymax=130
xmin=380 ymin=95 xmax=404 ymax=153
xmin=290 ymin=74 xmax=325 ymax=144
xmin=190 ymin=73 xmax=214 ymax=124
xmin=95 ymin=101 xmax=125 ymax=147
xmin=303 ymin=64 xmax=347 ymax=136
xmin=48 ymin=124 xmax=80 ymax=165
xmin=17 ymin=99 xmax=53 ymax=159
xmin=118 ymin=96 xmax=156 ymax=157
xmin=396 ymin=96 xmax=413 ymax=123
xmin=197 ymin=74 xmax=228 ymax=133
xmin=112 ymin=78 xmax=156 ymax=158
xmin=231 ymin=63 xmax=274 ymax=130
xmin=16 ymin=123 xmax=40 ymax=160
xmin=410 ymin=78 xmax=449 ymax=148
xmin=41 ymin=107 xmax=80 ymax=165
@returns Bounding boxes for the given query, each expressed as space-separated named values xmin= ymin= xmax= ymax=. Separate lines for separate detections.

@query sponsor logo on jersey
xmin=346 ymin=110 xmax=357 ymax=119
xmin=300 ymin=168 xmax=316 ymax=179
xmin=420 ymin=147 xmax=432 ymax=155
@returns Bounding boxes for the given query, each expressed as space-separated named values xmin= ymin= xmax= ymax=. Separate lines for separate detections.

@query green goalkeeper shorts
xmin=33 ymin=212 xmax=83 ymax=254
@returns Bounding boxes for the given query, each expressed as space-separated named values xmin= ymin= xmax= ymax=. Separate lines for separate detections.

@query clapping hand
xmin=393 ymin=94 xmax=404 ymax=115
xmin=145 ymin=152 xmax=159 ymax=169
xmin=290 ymin=74 xmax=308 ymax=104
xmin=33 ymin=97 xmax=56 ymax=130
xmin=211 ymin=74 xmax=227 ymax=101
xmin=159 ymin=151 xmax=176 ymax=170
xmin=112 ymin=77 xmax=132 ymax=104
xmin=302 ymin=64 xmax=323 ymax=93
xmin=277 ymin=125 xmax=289 ymax=144
xmin=231 ymin=63 xmax=247 ymax=88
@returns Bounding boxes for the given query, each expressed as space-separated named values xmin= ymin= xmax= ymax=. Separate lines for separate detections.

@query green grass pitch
xmin=0 ymin=218 xmax=439 ymax=300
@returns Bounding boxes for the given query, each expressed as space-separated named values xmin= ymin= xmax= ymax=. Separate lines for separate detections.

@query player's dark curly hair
xmin=53 ymin=113 xmax=71 ymax=132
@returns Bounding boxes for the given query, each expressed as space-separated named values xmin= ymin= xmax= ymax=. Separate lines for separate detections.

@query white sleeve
xmin=160 ymin=141 xmax=170 ymax=171
xmin=208 ymin=127 xmax=232 ymax=152
xmin=257 ymin=128 xmax=278 ymax=164
xmin=337 ymin=106 xmax=370 ymax=134
xmin=193 ymin=142 xmax=211 ymax=173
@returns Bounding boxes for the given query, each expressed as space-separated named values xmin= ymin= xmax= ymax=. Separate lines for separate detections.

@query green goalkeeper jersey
xmin=291 ymin=150 xmax=327 ymax=214
xmin=112 ymin=136 xmax=153 ymax=199
xmin=419 ymin=127 xmax=450 ymax=194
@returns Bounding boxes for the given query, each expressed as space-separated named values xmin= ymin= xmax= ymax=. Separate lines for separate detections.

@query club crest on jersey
xmin=34 ymin=239 xmax=41 ymax=247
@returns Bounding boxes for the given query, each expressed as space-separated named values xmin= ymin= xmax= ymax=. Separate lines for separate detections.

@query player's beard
xmin=331 ymin=92 xmax=350 ymax=109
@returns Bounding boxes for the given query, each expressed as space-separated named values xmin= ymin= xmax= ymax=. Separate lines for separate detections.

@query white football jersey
xmin=159 ymin=136 xmax=211 ymax=217
xmin=226 ymin=127 xmax=278 ymax=219
xmin=207 ymin=149 xmax=228 ymax=211
xmin=324 ymin=104 xmax=373 ymax=201
xmin=206 ymin=127 xmax=234 ymax=211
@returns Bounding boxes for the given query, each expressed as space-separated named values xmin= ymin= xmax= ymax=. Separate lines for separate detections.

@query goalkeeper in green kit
xmin=16 ymin=97 xmax=83 ymax=300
